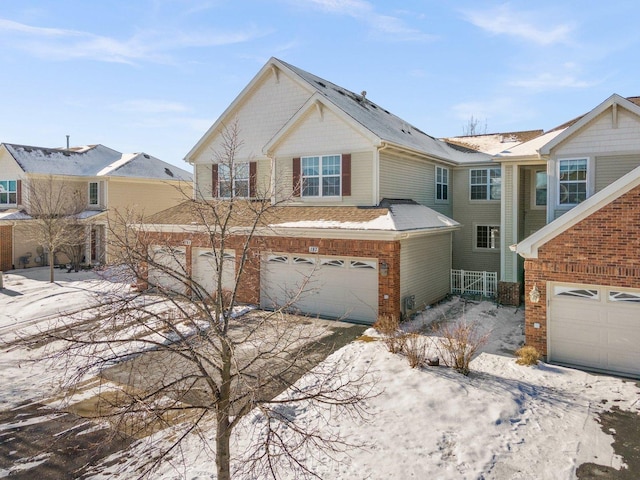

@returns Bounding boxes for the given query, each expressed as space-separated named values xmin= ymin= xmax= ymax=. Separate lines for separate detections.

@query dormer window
xmin=89 ymin=182 xmax=99 ymax=206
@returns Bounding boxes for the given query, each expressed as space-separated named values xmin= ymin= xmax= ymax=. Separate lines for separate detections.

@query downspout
xmin=375 ymin=142 xmax=390 ymax=206
xmin=269 ymin=154 xmax=276 ymax=205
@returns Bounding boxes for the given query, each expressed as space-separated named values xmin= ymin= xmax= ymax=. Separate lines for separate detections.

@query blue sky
xmin=1 ymin=1 xmax=638 ymax=169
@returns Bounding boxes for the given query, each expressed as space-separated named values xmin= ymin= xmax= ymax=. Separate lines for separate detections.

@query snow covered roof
xmin=3 ymin=143 xmax=192 ymax=182
xmin=0 ymin=209 xmax=31 ymax=221
xmin=443 ymin=130 xmax=544 ymax=156
xmin=144 ymin=200 xmax=459 ymax=234
xmin=276 ymin=59 xmax=491 ymax=165
xmin=0 ymin=208 xmax=107 ymax=223
xmin=493 ymin=129 xmax=567 ymax=159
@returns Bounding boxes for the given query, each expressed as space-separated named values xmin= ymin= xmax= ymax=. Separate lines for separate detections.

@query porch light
xmin=529 ymin=284 xmax=540 ymax=304
xmin=380 ymin=261 xmax=388 ymax=277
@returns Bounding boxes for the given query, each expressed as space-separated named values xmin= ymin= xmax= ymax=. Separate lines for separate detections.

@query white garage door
xmin=549 ymin=283 xmax=640 ymax=378
xmin=148 ymin=246 xmax=187 ymax=294
xmin=260 ymin=254 xmax=378 ymax=324
xmin=192 ymin=248 xmax=235 ymax=297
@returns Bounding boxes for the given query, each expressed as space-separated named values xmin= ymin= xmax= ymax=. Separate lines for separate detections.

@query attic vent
xmin=383 ymin=109 xmax=390 ymax=114
xmin=143 ymin=154 xmax=150 ymax=159
xmin=371 ymin=104 xmax=377 ymax=109
xmin=316 ymin=81 xmax=326 ymax=88
xmin=164 ymin=167 xmax=174 ymax=177
xmin=336 ymin=89 xmax=346 ymax=96
xmin=63 ymin=152 xmax=70 ymax=156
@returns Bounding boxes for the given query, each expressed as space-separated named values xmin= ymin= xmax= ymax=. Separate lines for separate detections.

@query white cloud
xmin=296 ymin=0 xmax=434 ymax=41
xmin=0 ymin=17 xmax=267 ymax=64
xmin=463 ymin=5 xmax=574 ymax=46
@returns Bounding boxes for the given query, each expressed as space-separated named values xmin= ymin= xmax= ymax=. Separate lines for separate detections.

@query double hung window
xmin=219 ymin=162 xmax=249 ymax=198
xmin=558 ymin=159 xmax=587 ymax=205
xmin=470 ymin=168 xmax=501 ymax=200
xmin=302 ymin=155 xmax=341 ymax=197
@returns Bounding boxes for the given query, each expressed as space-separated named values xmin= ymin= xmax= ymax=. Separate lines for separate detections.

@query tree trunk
xmin=216 ymin=341 xmax=233 ymax=480
xmin=49 ymin=254 xmax=55 ymax=283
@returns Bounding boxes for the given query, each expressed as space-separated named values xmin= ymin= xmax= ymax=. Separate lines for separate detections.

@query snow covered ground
xmin=1 ymin=268 xmax=639 ymax=479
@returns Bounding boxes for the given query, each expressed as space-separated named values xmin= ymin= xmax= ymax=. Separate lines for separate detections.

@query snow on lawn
xmin=2 ymin=270 xmax=639 ymax=479
xmin=86 ymin=298 xmax=640 ymax=480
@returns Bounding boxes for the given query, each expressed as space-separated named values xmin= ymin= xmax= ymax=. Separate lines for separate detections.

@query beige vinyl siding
xmin=190 ymin=70 xmax=310 ymax=165
xmin=275 ymin=151 xmax=373 ymax=206
xmin=400 ymin=233 xmax=452 ymax=314
xmin=274 ymin=106 xmax=372 ymax=156
xmin=553 ymin=107 xmax=640 ymax=156
xmin=595 ymin=155 xmax=640 ymax=192
xmin=502 ymin=165 xmax=515 ymax=281
xmin=379 ymin=152 xmax=452 ymax=216
xmin=0 ymin=148 xmax=25 ymax=179
xmin=451 ymin=166 xmax=501 ymax=275
xmin=195 ymin=164 xmax=213 ymax=199
xmin=108 ymin=179 xmax=192 ymax=217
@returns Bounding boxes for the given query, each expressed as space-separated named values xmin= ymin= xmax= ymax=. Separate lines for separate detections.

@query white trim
xmin=511 ymin=165 xmax=519 ymax=281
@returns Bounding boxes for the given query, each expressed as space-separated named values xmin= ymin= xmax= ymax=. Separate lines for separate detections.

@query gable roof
xmin=3 ymin=143 xmax=192 ymax=181
xmin=516 ymin=164 xmax=640 ymax=258
xmin=187 ymin=57 xmax=491 ymax=165
xmin=539 ymin=94 xmax=640 ymax=155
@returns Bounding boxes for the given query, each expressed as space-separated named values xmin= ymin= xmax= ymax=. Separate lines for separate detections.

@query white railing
xmin=451 ymin=269 xmax=497 ymax=297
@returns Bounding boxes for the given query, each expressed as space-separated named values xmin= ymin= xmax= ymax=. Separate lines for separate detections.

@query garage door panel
xmin=549 ymin=283 xmax=640 ymax=378
xmin=261 ymin=254 xmax=378 ymax=323
xmin=192 ymin=248 xmax=235 ymax=296
xmin=148 ymin=246 xmax=187 ymax=294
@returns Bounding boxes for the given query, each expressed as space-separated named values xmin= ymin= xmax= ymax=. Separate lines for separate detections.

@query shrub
xmin=432 ymin=319 xmax=489 ymax=375
xmin=374 ymin=315 xmax=406 ymax=354
xmin=515 ymin=345 xmax=541 ymax=366
xmin=404 ymin=333 xmax=428 ymax=368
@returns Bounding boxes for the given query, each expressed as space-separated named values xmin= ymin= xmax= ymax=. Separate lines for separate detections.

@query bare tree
xmin=47 ymin=122 xmax=375 ymax=479
xmin=22 ymin=176 xmax=93 ymax=282
xmin=462 ymin=115 xmax=488 ymax=136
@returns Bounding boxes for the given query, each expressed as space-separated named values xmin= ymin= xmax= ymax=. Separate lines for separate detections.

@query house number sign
xmin=309 ymin=246 xmax=319 ymax=253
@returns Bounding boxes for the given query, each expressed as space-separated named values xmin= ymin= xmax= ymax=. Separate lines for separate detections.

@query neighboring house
xmin=143 ymin=57 xmax=501 ymax=324
xmin=0 ymin=143 xmax=192 ymax=271
xmin=503 ymin=94 xmax=640 ymax=378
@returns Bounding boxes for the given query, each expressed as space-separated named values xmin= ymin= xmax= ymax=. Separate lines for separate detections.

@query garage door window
xmin=350 ymin=260 xmax=376 ymax=270
xmin=293 ymin=257 xmax=315 ymax=265
xmin=267 ymin=255 xmax=288 ymax=264
xmin=609 ymin=291 xmax=640 ymax=303
xmin=554 ymin=286 xmax=599 ymax=300
xmin=321 ymin=258 xmax=345 ymax=267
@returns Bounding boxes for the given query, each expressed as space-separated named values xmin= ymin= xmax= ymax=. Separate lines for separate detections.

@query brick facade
xmin=0 ymin=225 xmax=12 ymax=272
xmin=524 ymin=185 xmax=640 ymax=354
xmin=143 ymin=231 xmax=402 ymax=322
xmin=497 ymin=281 xmax=521 ymax=306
